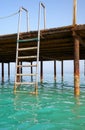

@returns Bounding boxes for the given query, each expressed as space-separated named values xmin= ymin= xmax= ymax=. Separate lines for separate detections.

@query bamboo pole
xmin=54 ymin=60 xmax=56 ymax=81
xmin=74 ymin=37 xmax=80 ymax=96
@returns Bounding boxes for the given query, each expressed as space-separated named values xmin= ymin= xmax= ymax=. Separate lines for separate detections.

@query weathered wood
xmin=72 ymin=31 xmax=85 ymax=47
xmin=8 ymin=62 xmax=10 ymax=81
xmin=31 ymin=62 xmax=33 ymax=81
xmin=78 ymin=37 xmax=85 ymax=47
xmin=74 ymin=36 xmax=80 ymax=96
xmin=73 ymin=0 xmax=77 ymax=25
xmin=20 ymin=62 xmax=22 ymax=81
xmin=40 ymin=61 xmax=43 ymax=83
xmin=17 ymin=62 xmax=21 ymax=82
xmin=0 ymin=24 xmax=85 ymax=62
xmin=2 ymin=63 xmax=4 ymax=83
xmin=54 ymin=60 xmax=56 ymax=81
xmin=61 ymin=60 xmax=64 ymax=81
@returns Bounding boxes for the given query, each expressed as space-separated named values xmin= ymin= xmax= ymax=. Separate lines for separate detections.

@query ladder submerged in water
xmin=14 ymin=3 xmax=46 ymax=94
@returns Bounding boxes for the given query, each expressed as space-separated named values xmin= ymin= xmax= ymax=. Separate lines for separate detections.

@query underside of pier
xmin=0 ymin=24 xmax=85 ymax=63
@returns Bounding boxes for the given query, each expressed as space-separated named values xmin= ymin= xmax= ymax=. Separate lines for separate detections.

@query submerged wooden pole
xmin=61 ymin=60 xmax=64 ymax=81
xmin=17 ymin=62 xmax=20 ymax=82
xmin=73 ymin=0 xmax=80 ymax=96
xmin=54 ymin=60 xmax=56 ymax=81
xmin=31 ymin=62 xmax=33 ymax=81
xmin=8 ymin=62 xmax=10 ymax=81
xmin=20 ymin=62 xmax=22 ymax=82
xmin=2 ymin=63 xmax=4 ymax=83
xmin=74 ymin=37 xmax=80 ymax=96
xmin=40 ymin=61 xmax=43 ymax=83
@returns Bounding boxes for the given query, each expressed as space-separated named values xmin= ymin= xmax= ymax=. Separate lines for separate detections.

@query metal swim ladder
xmin=14 ymin=3 xmax=46 ymax=94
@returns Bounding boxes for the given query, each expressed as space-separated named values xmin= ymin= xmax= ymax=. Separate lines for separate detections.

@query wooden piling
xmin=2 ymin=63 xmax=4 ymax=83
xmin=8 ymin=62 xmax=10 ymax=81
xmin=20 ymin=62 xmax=22 ymax=81
xmin=40 ymin=61 xmax=43 ymax=83
xmin=31 ymin=62 xmax=33 ymax=81
xmin=17 ymin=62 xmax=20 ymax=82
xmin=74 ymin=37 xmax=80 ymax=96
xmin=73 ymin=0 xmax=77 ymax=25
xmin=73 ymin=0 xmax=80 ymax=96
xmin=61 ymin=60 xmax=64 ymax=81
xmin=54 ymin=60 xmax=56 ymax=81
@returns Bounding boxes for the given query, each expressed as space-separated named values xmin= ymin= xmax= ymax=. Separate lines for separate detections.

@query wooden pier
xmin=0 ymin=24 xmax=85 ymax=62
xmin=0 ymin=24 xmax=85 ymax=95
xmin=0 ymin=0 xmax=85 ymax=96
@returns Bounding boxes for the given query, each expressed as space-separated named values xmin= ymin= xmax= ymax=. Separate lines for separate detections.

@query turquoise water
xmin=0 ymin=73 xmax=85 ymax=130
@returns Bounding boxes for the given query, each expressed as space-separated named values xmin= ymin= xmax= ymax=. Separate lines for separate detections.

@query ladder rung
xmin=17 ymin=73 xmax=37 ymax=76
xmin=18 ymin=38 xmax=38 ymax=43
xmin=15 ymin=82 xmax=36 ymax=85
xmin=18 ymin=47 xmax=37 ymax=51
xmin=18 ymin=56 xmax=37 ymax=59
xmin=17 ymin=64 xmax=37 ymax=68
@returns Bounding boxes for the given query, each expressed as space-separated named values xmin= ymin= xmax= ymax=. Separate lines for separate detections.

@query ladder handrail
xmin=14 ymin=3 xmax=46 ymax=94
xmin=14 ymin=8 xmax=21 ymax=86
xmin=21 ymin=7 xmax=28 ymax=12
xmin=18 ymin=7 xmax=29 ymax=33
xmin=38 ymin=2 xmax=46 ymax=30
xmin=41 ymin=2 xmax=46 ymax=29
xmin=15 ymin=7 xmax=30 ymax=86
xmin=35 ymin=2 xmax=46 ymax=92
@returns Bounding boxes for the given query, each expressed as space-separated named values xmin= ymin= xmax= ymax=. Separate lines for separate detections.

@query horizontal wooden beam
xmin=72 ymin=31 xmax=85 ymax=47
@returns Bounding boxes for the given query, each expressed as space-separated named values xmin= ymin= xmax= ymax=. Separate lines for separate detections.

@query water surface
xmin=0 ymin=73 xmax=85 ymax=130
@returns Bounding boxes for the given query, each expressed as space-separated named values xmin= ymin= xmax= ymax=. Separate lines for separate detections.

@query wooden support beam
xmin=74 ymin=36 xmax=80 ymax=96
xmin=8 ymin=62 xmax=10 ymax=81
xmin=40 ymin=61 xmax=43 ymax=83
xmin=61 ymin=60 xmax=64 ymax=81
xmin=17 ymin=62 xmax=21 ymax=82
xmin=2 ymin=63 xmax=4 ymax=83
xmin=73 ymin=31 xmax=85 ymax=47
xmin=73 ymin=0 xmax=77 ymax=25
xmin=54 ymin=60 xmax=56 ymax=81
xmin=78 ymin=35 xmax=85 ymax=47
xmin=20 ymin=62 xmax=22 ymax=82
xmin=31 ymin=62 xmax=33 ymax=81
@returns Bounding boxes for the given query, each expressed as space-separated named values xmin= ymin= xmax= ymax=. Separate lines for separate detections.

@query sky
xmin=0 ymin=0 xmax=85 ymax=74
xmin=0 ymin=0 xmax=85 ymax=34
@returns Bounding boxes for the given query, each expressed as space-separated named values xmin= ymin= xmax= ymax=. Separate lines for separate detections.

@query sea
xmin=0 ymin=62 xmax=85 ymax=130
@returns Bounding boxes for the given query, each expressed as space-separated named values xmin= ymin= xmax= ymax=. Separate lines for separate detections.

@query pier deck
xmin=0 ymin=24 xmax=85 ymax=62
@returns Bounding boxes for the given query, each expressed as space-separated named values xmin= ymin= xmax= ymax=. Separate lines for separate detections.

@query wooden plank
xmin=0 ymin=24 xmax=85 ymax=62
